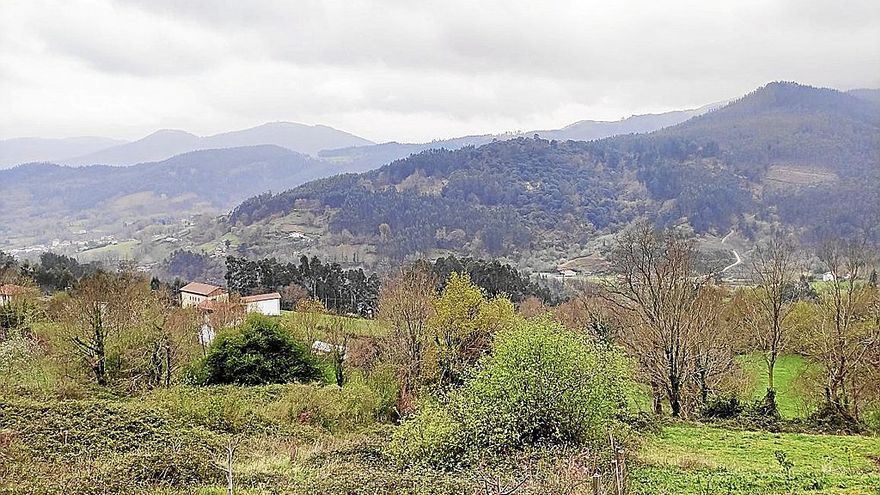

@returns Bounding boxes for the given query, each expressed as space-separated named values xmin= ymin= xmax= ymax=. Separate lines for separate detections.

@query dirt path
xmin=720 ymin=229 xmax=742 ymax=274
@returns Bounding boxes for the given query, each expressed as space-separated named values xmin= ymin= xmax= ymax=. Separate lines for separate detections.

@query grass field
xmin=76 ymin=239 xmax=140 ymax=261
xmin=280 ymin=310 xmax=389 ymax=339
xmin=740 ymin=353 xmax=812 ymax=419
xmin=3 ymin=390 xmax=878 ymax=495
xmin=634 ymin=424 xmax=880 ymax=494
xmin=4 ymin=315 xmax=878 ymax=494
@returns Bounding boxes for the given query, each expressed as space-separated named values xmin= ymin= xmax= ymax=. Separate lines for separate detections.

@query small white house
xmin=821 ymin=272 xmax=836 ymax=282
xmin=241 ymin=292 xmax=282 ymax=316
xmin=179 ymin=282 xmax=227 ymax=308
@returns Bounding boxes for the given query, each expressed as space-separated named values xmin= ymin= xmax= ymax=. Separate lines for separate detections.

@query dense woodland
xmin=229 ymin=83 xmax=880 ymax=260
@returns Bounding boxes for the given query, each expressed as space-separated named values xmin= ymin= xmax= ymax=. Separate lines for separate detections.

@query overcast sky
xmin=1 ymin=0 xmax=878 ymax=143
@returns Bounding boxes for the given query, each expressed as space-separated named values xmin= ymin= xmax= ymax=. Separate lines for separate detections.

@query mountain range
xmin=1 ymin=102 xmax=723 ymax=170
xmin=223 ymin=82 xmax=879 ymax=269
xmin=1 ymin=82 xmax=878 ymax=272
xmin=0 ymin=122 xmax=374 ymax=168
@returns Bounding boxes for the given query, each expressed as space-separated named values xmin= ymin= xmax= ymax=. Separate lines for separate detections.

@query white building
xmin=179 ymin=282 xmax=227 ymax=308
xmin=241 ymin=292 xmax=282 ymax=316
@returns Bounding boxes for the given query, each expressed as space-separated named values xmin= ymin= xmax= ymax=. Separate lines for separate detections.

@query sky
xmin=1 ymin=0 xmax=878 ymax=143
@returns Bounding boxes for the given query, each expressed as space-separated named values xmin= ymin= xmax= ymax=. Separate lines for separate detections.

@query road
xmin=720 ymin=229 xmax=742 ymax=274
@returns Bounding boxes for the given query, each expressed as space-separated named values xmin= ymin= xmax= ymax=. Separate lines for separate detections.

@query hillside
xmin=0 ymin=136 xmax=127 ymax=169
xmin=657 ymin=82 xmax=879 ymax=177
xmin=224 ymin=82 xmax=879 ymax=268
xmin=0 ymin=145 xmax=350 ymax=252
xmin=61 ymin=122 xmax=374 ymax=166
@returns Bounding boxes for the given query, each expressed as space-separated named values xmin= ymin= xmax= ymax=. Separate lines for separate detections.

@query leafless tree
xmin=807 ymin=238 xmax=879 ymax=418
xmin=59 ymin=271 xmax=147 ymax=385
xmin=605 ymin=221 xmax=710 ymax=417
xmin=746 ymin=236 xmax=798 ymax=412
xmin=379 ymin=264 xmax=436 ymax=403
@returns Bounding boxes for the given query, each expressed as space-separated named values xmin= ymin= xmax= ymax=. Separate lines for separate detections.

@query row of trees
xmin=224 ymin=254 xmax=555 ymax=317
xmin=225 ymin=255 xmax=381 ymax=316
xmin=602 ymin=222 xmax=879 ymax=422
xmin=1 ymin=251 xmax=101 ymax=292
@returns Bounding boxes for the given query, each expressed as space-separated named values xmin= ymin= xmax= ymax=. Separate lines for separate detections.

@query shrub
xmin=200 ymin=314 xmax=319 ymax=386
xmin=702 ymin=394 xmax=744 ymax=419
xmin=391 ymin=318 xmax=633 ymax=467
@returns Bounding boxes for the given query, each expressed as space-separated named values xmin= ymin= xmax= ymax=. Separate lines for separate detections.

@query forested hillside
xmin=0 ymin=145 xmax=352 ymax=248
xmin=229 ymin=83 xmax=878 ymax=262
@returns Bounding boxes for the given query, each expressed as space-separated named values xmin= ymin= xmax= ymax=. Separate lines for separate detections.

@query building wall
xmin=181 ymin=291 xmax=228 ymax=308
xmin=246 ymin=298 xmax=281 ymax=316
xmin=181 ymin=292 xmax=208 ymax=308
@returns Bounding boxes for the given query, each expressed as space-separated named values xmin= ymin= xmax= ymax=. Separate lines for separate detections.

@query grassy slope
xmin=740 ymin=353 xmax=812 ymax=419
xmin=280 ymin=311 xmax=389 ymax=338
xmin=634 ymin=424 xmax=880 ymax=494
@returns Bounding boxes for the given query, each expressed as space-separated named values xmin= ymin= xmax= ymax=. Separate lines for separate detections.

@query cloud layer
xmin=1 ymin=0 xmax=878 ymax=142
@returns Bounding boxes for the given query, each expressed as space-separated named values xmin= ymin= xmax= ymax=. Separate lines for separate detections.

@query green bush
xmin=200 ymin=314 xmax=319 ymax=386
xmin=390 ymin=318 xmax=633 ymax=468
xmin=702 ymin=394 xmax=744 ymax=419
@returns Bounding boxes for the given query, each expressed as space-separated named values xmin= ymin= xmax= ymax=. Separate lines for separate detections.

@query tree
xmin=806 ymin=239 xmax=879 ymax=419
xmin=746 ymin=236 xmax=798 ymax=414
xmin=390 ymin=319 xmax=632 ymax=468
xmin=690 ymin=284 xmax=740 ymax=409
xmin=201 ymin=314 xmax=319 ymax=385
xmin=0 ymin=283 xmax=42 ymax=341
xmin=379 ymin=264 xmax=436 ymax=401
xmin=606 ymin=221 xmax=708 ymax=417
xmin=59 ymin=271 xmax=155 ymax=386
xmin=427 ymin=272 xmax=516 ymax=388
xmin=140 ymin=292 xmax=201 ymax=388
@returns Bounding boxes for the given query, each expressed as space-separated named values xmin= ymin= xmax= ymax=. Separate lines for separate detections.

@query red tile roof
xmin=0 ymin=284 xmax=33 ymax=296
xmin=180 ymin=282 xmax=225 ymax=297
xmin=241 ymin=292 xmax=282 ymax=303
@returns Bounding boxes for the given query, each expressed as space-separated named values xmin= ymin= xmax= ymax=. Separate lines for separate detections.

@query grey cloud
xmin=1 ymin=0 xmax=878 ymax=141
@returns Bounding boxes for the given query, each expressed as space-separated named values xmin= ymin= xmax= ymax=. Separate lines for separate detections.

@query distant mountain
xmin=0 ymin=136 xmax=126 ymax=169
xmin=318 ymin=135 xmax=498 ymax=173
xmin=200 ymin=122 xmax=373 ymax=156
xmin=225 ymin=82 xmax=879 ymax=264
xmin=527 ymin=102 xmax=724 ymax=142
xmin=62 ymin=122 xmax=374 ymax=166
xmin=848 ymin=88 xmax=880 ymax=105
xmin=317 ymin=104 xmax=722 ymax=172
xmin=657 ymin=81 xmax=880 ymax=176
xmin=0 ymin=145 xmax=355 ymax=244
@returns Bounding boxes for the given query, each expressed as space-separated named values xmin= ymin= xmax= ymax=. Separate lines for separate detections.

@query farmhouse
xmin=0 ymin=284 xmax=32 ymax=306
xmin=179 ymin=282 xmax=228 ymax=308
xmin=241 ymin=292 xmax=282 ymax=316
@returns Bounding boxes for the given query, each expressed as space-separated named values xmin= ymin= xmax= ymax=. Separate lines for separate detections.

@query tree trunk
xmin=651 ymin=381 xmax=663 ymax=415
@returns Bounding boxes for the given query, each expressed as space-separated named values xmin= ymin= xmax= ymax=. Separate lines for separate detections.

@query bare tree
xmin=605 ymin=221 xmax=708 ymax=418
xmin=807 ymin=239 xmax=879 ymax=418
xmin=60 ymin=270 xmax=154 ymax=386
xmin=379 ymin=264 xmax=436 ymax=402
xmin=690 ymin=284 xmax=740 ymax=408
xmin=746 ymin=236 xmax=798 ymax=413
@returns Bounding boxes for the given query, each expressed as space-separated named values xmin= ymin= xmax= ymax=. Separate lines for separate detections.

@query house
xmin=179 ymin=282 xmax=227 ymax=308
xmin=0 ymin=284 xmax=32 ymax=306
xmin=821 ymin=272 xmax=836 ymax=282
xmin=241 ymin=292 xmax=282 ymax=316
